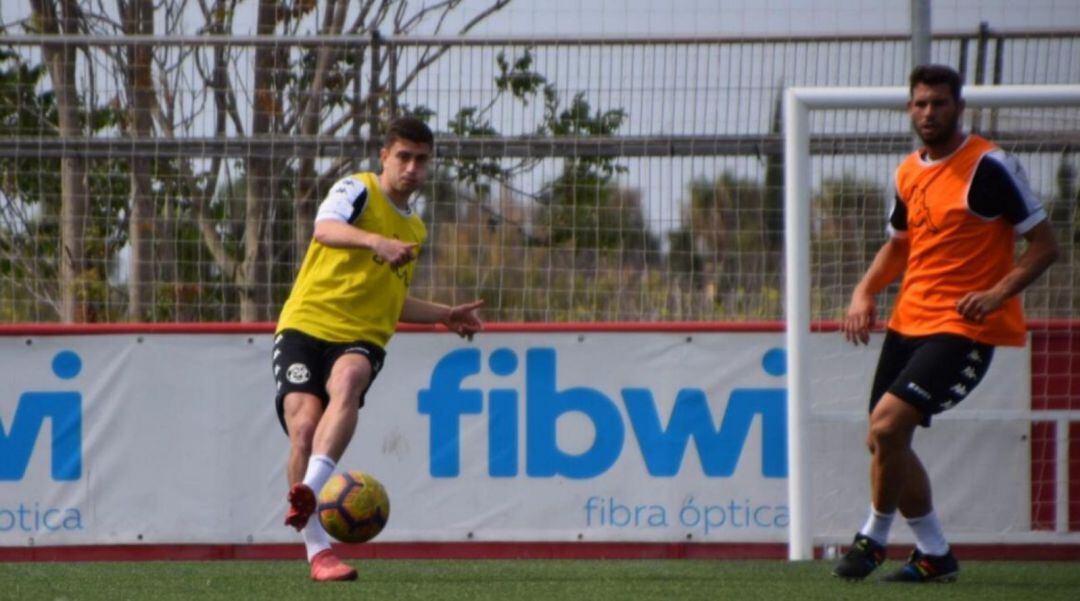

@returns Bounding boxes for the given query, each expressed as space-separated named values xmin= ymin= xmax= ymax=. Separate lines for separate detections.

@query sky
xmin=435 ymin=0 xmax=1080 ymax=37
xmin=4 ymin=0 xmax=1080 ymax=37
xmin=2 ymin=0 xmax=1077 ymax=251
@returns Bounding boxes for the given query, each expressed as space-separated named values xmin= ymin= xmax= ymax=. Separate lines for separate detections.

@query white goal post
xmin=783 ymin=84 xmax=1080 ymax=561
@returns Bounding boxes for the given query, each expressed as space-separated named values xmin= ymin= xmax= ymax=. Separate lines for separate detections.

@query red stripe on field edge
xmin=2 ymin=542 xmax=1080 ymax=563
xmin=0 ymin=322 xmax=787 ymax=335
xmin=0 ymin=543 xmax=783 ymax=562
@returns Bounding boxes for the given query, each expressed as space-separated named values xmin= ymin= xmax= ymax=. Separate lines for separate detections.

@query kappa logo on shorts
xmin=286 ymin=363 xmax=311 ymax=384
xmin=906 ymin=381 xmax=932 ymax=400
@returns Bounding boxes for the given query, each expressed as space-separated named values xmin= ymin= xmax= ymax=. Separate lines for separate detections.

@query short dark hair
xmin=909 ymin=64 xmax=963 ymax=102
xmin=383 ymin=116 xmax=434 ymax=150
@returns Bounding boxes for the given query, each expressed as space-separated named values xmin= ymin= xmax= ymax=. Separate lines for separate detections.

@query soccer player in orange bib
xmin=272 ymin=117 xmax=483 ymax=581
xmin=833 ymin=65 xmax=1058 ymax=583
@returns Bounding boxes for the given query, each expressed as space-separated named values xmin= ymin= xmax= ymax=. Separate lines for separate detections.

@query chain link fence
xmin=1 ymin=28 xmax=1078 ymax=323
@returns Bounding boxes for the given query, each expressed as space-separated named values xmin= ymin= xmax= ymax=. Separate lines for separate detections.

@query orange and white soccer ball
xmin=317 ymin=471 xmax=390 ymax=543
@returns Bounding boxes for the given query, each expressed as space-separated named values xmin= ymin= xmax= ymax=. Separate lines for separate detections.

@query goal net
xmin=784 ymin=85 xmax=1080 ymax=559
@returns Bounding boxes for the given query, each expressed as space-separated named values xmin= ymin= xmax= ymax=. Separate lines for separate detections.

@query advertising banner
xmin=0 ymin=331 xmax=1027 ymax=546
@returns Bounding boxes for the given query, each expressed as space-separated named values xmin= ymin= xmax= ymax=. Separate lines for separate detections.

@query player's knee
xmin=868 ymin=420 xmax=907 ymax=453
xmin=327 ymin=364 xmax=372 ymax=399
xmin=288 ymin=418 xmax=317 ymax=453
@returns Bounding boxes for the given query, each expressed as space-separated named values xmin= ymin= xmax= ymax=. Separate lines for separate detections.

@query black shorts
xmin=869 ymin=329 xmax=995 ymax=427
xmin=272 ymin=329 xmax=387 ymax=434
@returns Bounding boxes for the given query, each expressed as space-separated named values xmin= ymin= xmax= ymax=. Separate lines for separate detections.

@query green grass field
xmin=4 ymin=559 xmax=1080 ymax=601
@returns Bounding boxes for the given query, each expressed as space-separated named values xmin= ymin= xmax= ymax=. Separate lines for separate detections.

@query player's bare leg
xmin=293 ymin=354 xmax=371 ymax=581
xmin=897 ymin=450 xmax=932 ymax=518
xmin=283 ymin=393 xmax=323 ymax=530
xmin=834 ymin=393 xmax=922 ymax=580
xmin=312 ymin=353 xmax=373 ymax=460
xmin=867 ymin=393 xmax=922 ymax=513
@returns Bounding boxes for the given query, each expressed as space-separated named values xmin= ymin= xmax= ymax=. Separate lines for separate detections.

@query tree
xmin=121 ymin=0 xmax=156 ymax=321
xmin=812 ymin=176 xmax=887 ymax=315
xmin=16 ymin=0 xmax=513 ymax=321
xmin=667 ymin=173 xmax=779 ymax=318
xmin=1 ymin=18 xmax=127 ymax=322
xmin=429 ymin=48 xmax=655 ymax=320
xmin=29 ymin=0 xmax=92 ymax=322
xmin=0 ymin=44 xmax=60 ymax=320
xmin=9 ymin=2 xmax=652 ymax=323
xmin=192 ymin=0 xmax=513 ymax=320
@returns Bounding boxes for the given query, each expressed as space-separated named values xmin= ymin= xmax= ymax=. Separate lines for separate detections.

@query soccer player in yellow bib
xmin=272 ymin=117 xmax=483 ymax=582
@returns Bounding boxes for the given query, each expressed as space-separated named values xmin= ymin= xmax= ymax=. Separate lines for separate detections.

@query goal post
xmin=783 ymin=84 xmax=1080 ymax=561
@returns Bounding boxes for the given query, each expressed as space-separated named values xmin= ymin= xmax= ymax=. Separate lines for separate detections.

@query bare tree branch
xmin=346 ymin=0 xmax=380 ymax=33
xmin=392 ymin=1 xmax=511 ymax=99
xmin=397 ymin=0 xmax=459 ymax=33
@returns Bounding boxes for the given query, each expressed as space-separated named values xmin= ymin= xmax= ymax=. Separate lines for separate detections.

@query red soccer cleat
xmin=309 ymin=549 xmax=358 ymax=582
xmin=284 ymin=483 xmax=316 ymax=531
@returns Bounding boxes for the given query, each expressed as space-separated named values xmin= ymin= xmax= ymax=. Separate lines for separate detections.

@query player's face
xmin=907 ymin=83 xmax=964 ymax=147
xmin=380 ymin=138 xmax=432 ymax=197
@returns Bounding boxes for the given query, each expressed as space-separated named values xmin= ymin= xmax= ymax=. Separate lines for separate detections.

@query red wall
xmin=1030 ymin=327 xmax=1080 ymax=531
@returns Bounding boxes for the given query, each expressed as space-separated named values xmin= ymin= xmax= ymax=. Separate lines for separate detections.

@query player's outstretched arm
xmin=956 ymin=220 xmax=1059 ymax=323
xmin=401 ymin=297 xmax=485 ymax=340
xmin=843 ymin=236 xmax=910 ymax=345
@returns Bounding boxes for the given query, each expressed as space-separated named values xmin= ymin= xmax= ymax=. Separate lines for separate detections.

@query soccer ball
xmin=317 ymin=471 xmax=390 ymax=543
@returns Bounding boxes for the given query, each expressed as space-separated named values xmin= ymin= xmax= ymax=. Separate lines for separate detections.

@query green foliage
xmin=533 ymin=93 xmax=633 ymax=253
xmin=447 ymin=106 xmax=505 ymax=195
xmin=665 ymin=172 xmax=783 ymax=318
xmin=0 ymin=46 xmax=130 ymax=321
xmin=429 ymin=48 xmax=655 ymax=319
xmin=495 ymin=50 xmax=548 ymax=102
xmin=811 ymin=176 xmax=889 ymax=317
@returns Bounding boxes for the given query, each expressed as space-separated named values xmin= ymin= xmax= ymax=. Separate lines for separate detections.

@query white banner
xmin=0 ymin=331 xmax=1027 ymax=546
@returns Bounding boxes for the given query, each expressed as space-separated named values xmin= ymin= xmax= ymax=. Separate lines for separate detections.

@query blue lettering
xmin=418 ymin=347 xmax=788 ymax=479
xmin=43 ymin=508 xmax=61 ymax=531
xmin=487 ymin=349 xmax=519 ymax=477
xmin=525 ymin=349 xmax=624 ymax=479
xmin=583 ymin=496 xmax=668 ymax=528
xmin=63 ymin=508 xmax=83 ymax=530
xmin=418 ymin=349 xmax=483 ymax=477
xmin=0 ymin=504 xmax=84 ymax=532
xmin=753 ymin=504 xmax=773 ymax=527
xmin=1 ymin=351 xmax=83 ymax=481
xmin=488 ymin=390 xmax=518 ymax=477
xmin=622 ymin=386 xmax=786 ymax=478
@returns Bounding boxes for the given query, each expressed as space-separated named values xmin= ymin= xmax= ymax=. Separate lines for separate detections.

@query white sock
xmin=908 ymin=510 xmax=950 ymax=556
xmin=302 ymin=454 xmax=336 ymax=496
xmin=859 ymin=505 xmax=895 ymax=545
xmin=302 ymin=517 xmax=333 ymax=562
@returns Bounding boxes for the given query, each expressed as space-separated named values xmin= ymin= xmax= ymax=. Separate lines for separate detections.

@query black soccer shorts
xmin=272 ymin=328 xmax=387 ymax=434
xmin=868 ymin=329 xmax=995 ymax=427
